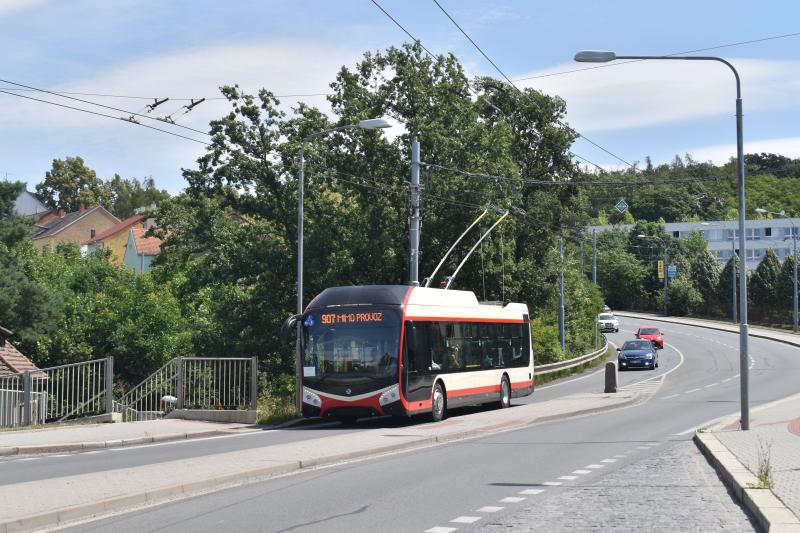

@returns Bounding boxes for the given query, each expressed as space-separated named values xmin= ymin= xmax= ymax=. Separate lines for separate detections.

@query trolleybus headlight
xmin=379 ymin=384 xmax=400 ymax=406
xmin=303 ymin=388 xmax=322 ymax=407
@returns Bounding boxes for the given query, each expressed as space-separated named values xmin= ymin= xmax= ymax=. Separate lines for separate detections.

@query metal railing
xmin=536 ymin=335 xmax=608 ymax=375
xmin=0 ymin=358 xmax=112 ymax=428
xmin=115 ymin=357 xmax=258 ymax=422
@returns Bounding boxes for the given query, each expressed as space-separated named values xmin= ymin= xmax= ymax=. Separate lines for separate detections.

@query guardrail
xmin=536 ymin=335 xmax=609 ymax=375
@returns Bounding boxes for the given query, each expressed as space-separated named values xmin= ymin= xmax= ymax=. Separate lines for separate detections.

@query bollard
xmin=604 ymin=361 xmax=617 ymax=393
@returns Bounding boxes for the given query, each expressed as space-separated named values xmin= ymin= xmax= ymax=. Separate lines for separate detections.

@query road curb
xmin=0 ymin=392 xmax=641 ymax=532
xmin=0 ymin=430 xmax=232 ymax=457
xmin=614 ymin=312 xmax=800 ymax=349
xmin=694 ymin=432 xmax=800 ymax=532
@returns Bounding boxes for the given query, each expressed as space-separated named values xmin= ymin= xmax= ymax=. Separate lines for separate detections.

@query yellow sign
xmin=657 ymin=260 xmax=665 ymax=279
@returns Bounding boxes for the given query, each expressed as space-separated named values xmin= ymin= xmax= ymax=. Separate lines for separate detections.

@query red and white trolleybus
xmin=282 ymin=284 xmax=533 ymax=422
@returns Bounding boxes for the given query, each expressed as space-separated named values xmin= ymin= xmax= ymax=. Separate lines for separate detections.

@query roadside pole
xmin=559 ymin=236 xmax=566 ymax=353
xmin=410 ymin=138 xmax=420 ymax=285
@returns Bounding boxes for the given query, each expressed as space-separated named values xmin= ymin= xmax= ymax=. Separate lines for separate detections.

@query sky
xmin=1 ymin=0 xmax=799 ymax=193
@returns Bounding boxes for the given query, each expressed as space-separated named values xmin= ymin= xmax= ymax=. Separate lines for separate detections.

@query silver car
xmin=597 ymin=313 xmax=619 ymax=333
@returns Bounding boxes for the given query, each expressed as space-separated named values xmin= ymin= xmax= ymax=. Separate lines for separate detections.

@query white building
xmin=587 ymin=219 xmax=800 ymax=271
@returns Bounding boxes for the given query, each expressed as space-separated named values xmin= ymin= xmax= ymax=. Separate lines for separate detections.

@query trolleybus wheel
xmin=432 ymin=382 xmax=446 ymax=422
xmin=499 ymin=375 xmax=511 ymax=409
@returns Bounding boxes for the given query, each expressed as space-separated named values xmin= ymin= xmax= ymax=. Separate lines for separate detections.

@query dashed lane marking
xmin=519 ymin=489 xmax=544 ymax=495
xmin=661 ymin=393 xmax=679 ymax=400
xmin=685 ymin=388 xmax=701 ymax=394
xmin=450 ymin=516 xmax=481 ymax=524
xmin=572 ymin=469 xmax=592 ymax=474
xmin=585 ymin=464 xmax=604 ymax=469
xmin=705 ymin=383 xmax=718 ymax=388
xmin=542 ymin=481 xmax=563 ymax=486
xmin=600 ymin=458 xmax=617 ymax=463
xmin=425 ymin=527 xmax=457 ymax=533
xmin=558 ymin=475 xmax=578 ymax=480
xmin=499 ymin=497 xmax=526 ymax=503
xmin=722 ymin=378 xmax=732 ymax=383
xmin=477 ymin=506 xmax=504 ymax=513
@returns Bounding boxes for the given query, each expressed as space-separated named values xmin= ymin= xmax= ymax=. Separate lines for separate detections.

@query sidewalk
xmin=0 ymin=419 xmax=256 ymax=456
xmin=0 ymin=390 xmax=638 ymax=532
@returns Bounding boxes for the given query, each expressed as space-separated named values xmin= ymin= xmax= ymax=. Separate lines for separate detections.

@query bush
xmin=665 ymin=277 xmax=703 ymax=316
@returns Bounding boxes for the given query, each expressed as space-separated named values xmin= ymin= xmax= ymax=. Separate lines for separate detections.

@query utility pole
xmin=410 ymin=138 xmax=420 ymax=285
xmin=592 ymin=229 xmax=597 ymax=284
xmin=793 ymin=233 xmax=798 ymax=333
xmin=559 ymin=236 xmax=566 ymax=354
xmin=732 ymin=237 xmax=738 ymax=323
xmin=664 ymin=244 xmax=669 ymax=316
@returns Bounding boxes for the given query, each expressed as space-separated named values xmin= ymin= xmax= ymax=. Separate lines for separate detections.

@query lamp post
xmin=638 ymin=235 xmax=668 ymax=315
xmin=577 ymin=50 xmax=750 ymax=429
xmin=295 ymin=117 xmax=391 ymax=412
xmin=756 ymin=208 xmax=798 ymax=333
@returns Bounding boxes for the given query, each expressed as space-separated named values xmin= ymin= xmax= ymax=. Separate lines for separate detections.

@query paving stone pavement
xmin=482 ymin=441 xmax=757 ymax=532
xmin=714 ymin=396 xmax=800 ymax=519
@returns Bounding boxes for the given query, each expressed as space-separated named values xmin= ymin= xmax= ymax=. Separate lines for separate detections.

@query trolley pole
xmin=732 ymin=238 xmax=738 ymax=323
xmin=592 ymin=229 xmax=597 ymax=284
xmin=409 ymin=137 xmax=421 ymax=285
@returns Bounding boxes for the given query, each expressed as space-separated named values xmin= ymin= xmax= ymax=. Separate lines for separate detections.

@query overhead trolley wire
xmin=430 ymin=0 xmax=634 ymax=169
xmin=0 ymin=90 xmax=210 ymax=146
xmin=0 ymin=78 xmax=212 ymax=137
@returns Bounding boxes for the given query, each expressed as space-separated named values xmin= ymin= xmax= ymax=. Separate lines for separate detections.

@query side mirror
xmin=616 ymin=347 xmax=621 ymax=352
xmin=280 ymin=314 xmax=302 ymax=345
xmin=405 ymin=322 xmax=417 ymax=351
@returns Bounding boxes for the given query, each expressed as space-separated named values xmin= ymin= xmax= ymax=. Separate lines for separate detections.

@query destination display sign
xmin=320 ymin=311 xmax=384 ymax=325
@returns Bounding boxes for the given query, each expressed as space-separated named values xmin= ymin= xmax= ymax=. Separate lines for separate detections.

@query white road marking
xmin=674 ymin=413 xmax=734 ymax=436
xmin=542 ymin=481 xmax=563 ymax=486
xmin=16 ymin=458 xmax=38 ymax=462
xmin=450 ymin=516 xmax=481 ymax=524
xmin=519 ymin=489 xmax=544 ymax=495
xmin=477 ymin=506 xmax=504 ymax=513
xmin=82 ymin=451 xmax=103 ymax=455
xmin=425 ymin=527 xmax=457 ymax=533
xmin=636 ymin=446 xmax=651 ymax=450
xmin=733 ymin=373 xmax=740 ymax=378
xmin=661 ymin=393 xmax=679 ymax=400
xmin=585 ymin=464 xmax=604 ymax=469
xmin=50 ymin=454 xmax=70 ymax=457
xmin=612 ymin=455 xmax=627 ymax=459
xmin=500 ymin=497 xmax=526 ymax=503
xmin=558 ymin=475 xmax=578 ymax=480
xmin=572 ymin=469 xmax=592 ymax=474
xmin=600 ymin=458 xmax=617 ymax=463
xmin=722 ymin=378 xmax=732 ymax=383
xmin=705 ymin=383 xmax=718 ymax=388
xmin=685 ymin=388 xmax=700 ymax=394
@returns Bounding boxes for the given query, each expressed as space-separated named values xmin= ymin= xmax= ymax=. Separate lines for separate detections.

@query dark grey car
xmin=617 ymin=339 xmax=658 ymax=370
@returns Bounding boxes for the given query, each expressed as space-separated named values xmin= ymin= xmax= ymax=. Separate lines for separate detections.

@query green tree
xmin=0 ymin=181 xmax=31 ymax=249
xmin=36 ymin=156 xmax=111 ymax=212
xmin=750 ymin=249 xmax=782 ymax=321
xmin=665 ymin=276 xmax=702 ymax=316
xmin=106 ymin=175 xmax=170 ymax=219
xmin=596 ymin=245 xmax=648 ymax=310
xmin=776 ymin=252 xmax=797 ymax=320
xmin=718 ymin=254 xmax=740 ymax=320
xmin=691 ymin=250 xmax=721 ymax=315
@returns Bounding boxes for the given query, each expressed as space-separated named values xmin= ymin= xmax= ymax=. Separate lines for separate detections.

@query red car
xmin=635 ymin=326 xmax=664 ymax=349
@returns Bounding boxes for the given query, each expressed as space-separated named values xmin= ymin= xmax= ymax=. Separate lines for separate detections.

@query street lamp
xmin=701 ymin=222 xmax=737 ymax=323
xmin=756 ymin=208 xmax=798 ymax=333
xmin=638 ymin=235 xmax=668 ymax=315
xmin=577 ymin=49 xmax=751 ymax=429
xmin=295 ymin=117 xmax=391 ymax=412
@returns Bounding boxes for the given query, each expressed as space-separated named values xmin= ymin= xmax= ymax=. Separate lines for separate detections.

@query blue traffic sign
xmin=614 ymin=199 xmax=628 ymax=214
xmin=667 ymin=265 xmax=677 ymax=278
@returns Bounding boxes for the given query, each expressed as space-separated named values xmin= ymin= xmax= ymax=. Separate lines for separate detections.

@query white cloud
xmin=0 ymin=0 xmax=46 ymax=17
xmin=516 ymin=58 xmax=800 ymax=132
xmin=683 ymin=136 xmax=800 ymax=165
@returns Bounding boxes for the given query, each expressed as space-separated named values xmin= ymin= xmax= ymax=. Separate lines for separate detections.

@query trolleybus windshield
xmin=302 ymin=307 xmax=401 ymax=390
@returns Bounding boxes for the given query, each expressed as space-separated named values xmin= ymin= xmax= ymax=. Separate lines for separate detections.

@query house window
xmin=673 ymin=231 xmax=680 ymax=238
xmin=765 ymin=227 xmax=772 ymax=237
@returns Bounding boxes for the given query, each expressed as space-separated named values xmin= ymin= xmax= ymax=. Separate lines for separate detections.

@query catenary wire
xmin=0 ymin=90 xmax=210 ymax=146
xmin=0 ymin=78 xmax=212 ymax=137
xmin=512 ymin=30 xmax=800 ymax=82
xmin=430 ymin=0 xmax=633 ymax=169
xmin=369 ymin=0 xmax=609 ymax=173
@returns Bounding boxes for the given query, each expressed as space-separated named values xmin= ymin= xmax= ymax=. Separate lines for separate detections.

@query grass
xmin=256 ymin=394 xmax=299 ymax=426
xmin=535 ymin=346 xmax=614 ymax=386
xmin=753 ymin=438 xmax=776 ymax=490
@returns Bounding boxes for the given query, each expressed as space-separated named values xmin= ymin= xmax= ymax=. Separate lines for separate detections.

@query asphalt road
xmin=49 ymin=317 xmax=800 ymax=532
